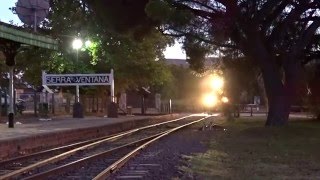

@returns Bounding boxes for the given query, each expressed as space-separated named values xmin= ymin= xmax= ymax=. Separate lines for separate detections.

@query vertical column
xmin=33 ymin=11 xmax=37 ymax=32
xmin=34 ymin=90 xmax=37 ymax=117
xmin=110 ymin=69 xmax=114 ymax=102
xmin=8 ymin=66 xmax=14 ymax=128
xmin=169 ymin=99 xmax=172 ymax=114
xmin=107 ymin=69 xmax=118 ymax=118
xmin=76 ymin=85 xmax=80 ymax=103
xmin=52 ymin=93 xmax=55 ymax=114
xmin=75 ymin=50 xmax=80 ymax=103
xmin=155 ymin=93 xmax=161 ymax=112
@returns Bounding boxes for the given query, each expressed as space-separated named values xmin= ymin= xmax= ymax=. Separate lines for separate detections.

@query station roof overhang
xmin=0 ymin=21 xmax=58 ymax=50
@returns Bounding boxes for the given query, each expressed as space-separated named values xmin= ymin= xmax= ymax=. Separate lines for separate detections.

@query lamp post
xmin=71 ymin=38 xmax=92 ymax=118
xmin=72 ymin=38 xmax=83 ymax=103
xmin=72 ymin=38 xmax=83 ymax=118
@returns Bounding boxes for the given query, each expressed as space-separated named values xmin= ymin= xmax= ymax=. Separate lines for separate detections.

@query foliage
xmin=0 ymin=54 xmax=8 ymax=88
xmin=86 ymin=0 xmax=320 ymax=125
xmin=10 ymin=0 xmax=173 ymax=94
xmin=305 ymin=62 xmax=320 ymax=119
xmin=162 ymin=65 xmax=201 ymax=100
xmin=157 ymin=64 xmax=212 ymax=113
xmin=85 ymin=0 xmax=157 ymax=40
xmin=223 ymin=56 xmax=260 ymax=104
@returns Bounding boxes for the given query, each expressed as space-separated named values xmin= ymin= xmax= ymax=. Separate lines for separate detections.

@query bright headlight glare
xmin=202 ymin=93 xmax=218 ymax=107
xmin=209 ymin=75 xmax=224 ymax=91
xmin=222 ymin=96 xmax=229 ymax=103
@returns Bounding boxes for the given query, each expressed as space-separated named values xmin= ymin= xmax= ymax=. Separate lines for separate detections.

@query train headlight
xmin=209 ymin=75 xmax=224 ymax=92
xmin=202 ymin=93 xmax=218 ymax=107
xmin=221 ymin=96 xmax=229 ymax=103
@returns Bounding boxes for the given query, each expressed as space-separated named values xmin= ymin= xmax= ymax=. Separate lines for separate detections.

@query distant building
xmin=165 ymin=57 xmax=220 ymax=68
xmin=204 ymin=57 xmax=220 ymax=67
xmin=165 ymin=58 xmax=189 ymax=68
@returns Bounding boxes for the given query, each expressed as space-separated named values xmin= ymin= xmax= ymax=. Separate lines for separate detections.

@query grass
xmin=181 ymin=117 xmax=320 ymax=179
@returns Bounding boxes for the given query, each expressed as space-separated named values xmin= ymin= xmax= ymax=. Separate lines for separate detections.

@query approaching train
xmin=201 ymin=74 xmax=229 ymax=113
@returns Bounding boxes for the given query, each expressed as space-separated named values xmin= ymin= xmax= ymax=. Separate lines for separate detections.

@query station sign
xmin=42 ymin=72 xmax=113 ymax=86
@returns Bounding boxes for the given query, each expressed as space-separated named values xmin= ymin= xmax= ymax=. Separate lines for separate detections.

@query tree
xmin=223 ymin=57 xmax=260 ymax=105
xmin=305 ymin=61 xmax=320 ymax=119
xmin=12 ymin=0 xmax=173 ymax=96
xmin=85 ymin=0 xmax=320 ymax=126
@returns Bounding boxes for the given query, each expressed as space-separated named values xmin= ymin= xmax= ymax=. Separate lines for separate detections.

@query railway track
xmin=0 ymin=114 xmax=214 ymax=180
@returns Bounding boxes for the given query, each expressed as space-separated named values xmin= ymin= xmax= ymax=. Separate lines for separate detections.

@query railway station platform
xmin=0 ymin=114 xmax=180 ymax=160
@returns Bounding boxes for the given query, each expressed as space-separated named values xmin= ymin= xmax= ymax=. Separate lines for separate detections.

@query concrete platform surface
xmin=0 ymin=115 xmax=163 ymax=141
xmin=0 ymin=114 xmax=180 ymax=159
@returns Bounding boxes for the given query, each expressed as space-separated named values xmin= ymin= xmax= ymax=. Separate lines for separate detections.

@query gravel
xmin=109 ymin=124 xmax=216 ymax=180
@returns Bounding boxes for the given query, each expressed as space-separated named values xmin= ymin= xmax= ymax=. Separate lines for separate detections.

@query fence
xmin=0 ymin=92 xmax=109 ymax=117
xmin=1 ymin=91 xmax=172 ymax=117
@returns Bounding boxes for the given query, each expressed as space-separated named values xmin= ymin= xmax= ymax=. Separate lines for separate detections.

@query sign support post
xmin=111 ymin=69 xmax=114 ymax=102
xmin=76 ymin=85 xmax=80 ymax=103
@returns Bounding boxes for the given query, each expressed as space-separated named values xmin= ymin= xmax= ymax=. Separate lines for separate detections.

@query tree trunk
xmin=243 ymin=27 xmax=301 ymax=126
xmin=264 ymin=59 xmax=301 ymax=126
xmin=262 ymin=70 xmax=290 ymax=126
xmin=251 ymin=51 xmax=291 ymax=126
xmin=265 ymin=94 xmax=290 ymax=126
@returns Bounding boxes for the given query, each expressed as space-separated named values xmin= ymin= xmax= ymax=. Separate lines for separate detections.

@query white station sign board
xmin=42 ymin=71 xmax=113 ymax=86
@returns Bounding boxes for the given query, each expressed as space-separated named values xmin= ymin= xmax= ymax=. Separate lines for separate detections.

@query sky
xmin=0 ymin=0 xmax=186 ymax=59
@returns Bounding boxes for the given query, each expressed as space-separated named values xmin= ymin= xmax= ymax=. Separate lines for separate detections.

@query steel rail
xmin=0 ymin=133 xmax=117 ymax=166
xmin=23 ymin=131 xmax=170 ymax=180
xmin=23 ymin=115 xmax=210 ymax=180
xmin=0 ymin=114 xmax=194 ymax=165
xmin=0 ymin=114 xmax=196 ymax=180
xmin=93 ymin=115 xmax=212 ymax=180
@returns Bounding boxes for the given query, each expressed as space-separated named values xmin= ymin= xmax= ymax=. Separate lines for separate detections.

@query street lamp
xmin=72 ymin=38 xmax=83 ymax=50
xmin=72 ymin=38 xmax=83 ymax=103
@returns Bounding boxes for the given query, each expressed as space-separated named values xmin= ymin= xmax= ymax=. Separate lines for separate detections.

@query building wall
xmin=126 ymin=91 xmax=156 ymax=109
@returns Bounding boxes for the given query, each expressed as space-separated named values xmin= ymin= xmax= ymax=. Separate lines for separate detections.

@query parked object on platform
xmin=16 ymin=99 xmax=26 ymax=114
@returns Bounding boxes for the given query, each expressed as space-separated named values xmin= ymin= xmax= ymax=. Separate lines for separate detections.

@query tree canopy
xmin=10 ymin=0 xmax=173 ymax=94
xmin=84 ymin=0 xmax=320 ymax=126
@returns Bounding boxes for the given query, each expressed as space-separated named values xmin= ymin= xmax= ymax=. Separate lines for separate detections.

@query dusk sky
xmin=0 ymin=0 xmax=185 ymax=59
xmin=0 ymin=0 xmax=22 ymax=24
